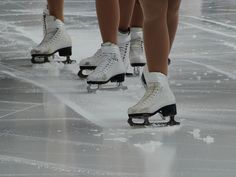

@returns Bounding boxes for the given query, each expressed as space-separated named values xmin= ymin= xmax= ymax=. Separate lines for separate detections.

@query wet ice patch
xmin=105 ymin=137 xmax=128 ymax=143
xmin=33 ymin=62 xmax=64 ymax=70
xmin=32 ymin=62 xmax=66 ymax=76
xmin=1 ymin=70 xmax=16 ymax=78
xmin=189 ymin=129 xmax=214 ymax=144
xmin=93 ymin=133 xmax=104 ymax=137
xmin=192 ymin=34 xmax=197 ymax=39
xmin=196 ymin=76 xmax=202 ymax=81
xmin=134 ymin=141 xmax=162 ymax=153
xmin=223 ymin=41 xmax=236 ymax=50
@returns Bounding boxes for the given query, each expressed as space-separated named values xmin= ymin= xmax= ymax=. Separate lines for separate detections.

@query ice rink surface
xmin=0 ymin=0 xmax=236 ymax=176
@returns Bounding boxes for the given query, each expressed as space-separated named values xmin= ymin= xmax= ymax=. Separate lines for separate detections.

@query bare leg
xmin=131 ymin=0 xmax=144 ymax=28
xmin=47 ymin=0 xmax=64 ymax=22
xmin=96 ymin=0 xmax=119 ymax=44
xmin=168 ymin=0 xmax=181 ymax=50
xmin=119 ymin=0 xmax=136 ymax=32
xmin=139 ymin=0 xmax=169 ymax=75
xmin=119 ymin=0 xmax=144 ymax=30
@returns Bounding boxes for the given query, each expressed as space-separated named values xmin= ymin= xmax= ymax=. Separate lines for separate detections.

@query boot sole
xmin=131 ymin=63 xmax=146 ymax=67
xmin=87 ymin=74 xmax=125 ymax=85
xmin=128 ymin=104 xmax=177 ymax=118
xmin=31 ymin=46 xmax=72 ymax=58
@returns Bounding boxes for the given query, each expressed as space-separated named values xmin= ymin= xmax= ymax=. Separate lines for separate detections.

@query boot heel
xmin=58 ymin=47 xmax=72 ymax=56
xmin=160 ymin=104 xmax=177 ymax=117
xmin=111 ymin=74 xmax=125 ymax=83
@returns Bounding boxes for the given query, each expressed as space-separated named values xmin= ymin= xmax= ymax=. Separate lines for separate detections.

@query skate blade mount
xmin=128 ymin=104 xmax=180 ymax=127
xmin=133 ymin=67 xmax=142 ymax=76
xmin=128 ymin=115 xmax=180 ymax=127
xmin=87 ymin=74 xmax=127 ymax=92
xmin=31 ymin=56 xmax=76 ymax=64
xmin=87 ymin=82 xmax=127 ymax=93
xmin=31 ymin=47 xmax=76 ymax=64
xmin=130 ymin=63 xmax=146 ymax=77
xmin=125 ymin=67 xmax=142 ymax=77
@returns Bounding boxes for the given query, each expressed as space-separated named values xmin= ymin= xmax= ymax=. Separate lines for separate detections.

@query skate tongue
xmin=143 ymin=66 xmax=168 ymax=85
xmin=102 ymin=42 xmax=116 ymax=47
xmin=45 ymin=15 xmax=57 ymax=32
xmin=101 ymin=42 xmax=120 ymax=54
xmin=131 ymin=27 xmax=142 ymax=33
xmin=46 ymin=17 xmax=64 ymax=33
xmin=43 ymin=6 xmax=49 ymax=15
xmin=118 ymin=31 xmax=131 ymax=44
xmin=131 ymin=27 xmax=143 ymax=40
xmin=55 ymin=19 xmax=65 ymax=28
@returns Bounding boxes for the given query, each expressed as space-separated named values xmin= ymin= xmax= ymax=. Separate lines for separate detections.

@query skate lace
xmin=136 ymin=83 xmax=160 ymax=107
xmin=93 ymin=53 xmax=116 ymax=76
xmin=42 ymin=13 xmax=47 ymax=35
xmin=119 ymin=42 xmax=130 ymax=62
xmin=38 ymin=29 xmax=60 ymax=48
xmin=131 ymin=37 xmax=143 ymax=51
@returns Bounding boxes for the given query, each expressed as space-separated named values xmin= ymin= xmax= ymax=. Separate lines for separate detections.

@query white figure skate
xmin=87 ymin=43 xmax=127 ymax=92
xmin=128 ymin=67 xmax=180 ymax=127
xmin=129 ymin=27 xmax=146 ymax=76
xmin=31 ymin=10 xmax=74 ymax=64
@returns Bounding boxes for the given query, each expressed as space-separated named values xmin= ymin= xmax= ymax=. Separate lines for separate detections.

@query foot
xmin=31 ymin=16 xmax=72 ymax=59
xmin=128 ymin=69 xmax=177 ymax=124
xmin=87 ymin=42 xmax=126 ymax=84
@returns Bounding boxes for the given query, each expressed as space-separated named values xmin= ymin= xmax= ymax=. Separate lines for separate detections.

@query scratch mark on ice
xmin=182 ymin=60 xmax=236 ymax=80
xmin=0 ymin=155 xmax=140 ymax=177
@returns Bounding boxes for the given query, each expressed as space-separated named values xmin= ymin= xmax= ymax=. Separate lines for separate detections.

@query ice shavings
xmin=203 ymin=136 xmax=215 ymax=144
xmin=189 ymin=129 xmax=214 ymax=144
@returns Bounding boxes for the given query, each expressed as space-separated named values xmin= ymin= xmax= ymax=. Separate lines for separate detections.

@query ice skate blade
xmin=125 ymin=70 xmax=140 ymax=77
xmin=128 ymin=104 xmax=179 ymax=127
xmin=87 ymin=83 xmax=128 ymax=93
xmin=31 ymin=56 xmax=75 ymax=64
xmin=31 ymin=47 xmax=74 ymax=64
xmin=125 ymin=66 xmax=144 ymax=77
xmin=87 ymin=74 xmax=126 ymax=92
xmin=87 ymin=73 xmax=125 ymax=85
xmin=128 ymin=116 xmax=180 ymax=127
xmin=31 ymin=56 xmax=50 ymax=64
xmin=132 ymin=64 xmax=146 ymax=76
xmin=61 ymin=56 xmax=76 ymax=64
xmin=133 ymin=67 xmax=141 ymax=76
xmin=128 ymin=117 xmax=180 ymax=127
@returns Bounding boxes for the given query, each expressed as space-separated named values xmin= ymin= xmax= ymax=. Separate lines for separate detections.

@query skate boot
xmin=87 ymin=43 xmax=127 ymax=92
xmin=141 ymin=59 xmax=172 ymax=89
xmin=78 ymin=31 xmax=131 ymax=79
xmin=129 ymin=28 xmax=146 ymax=76
xmin=128 ymin=68 xmax=180 ymax=127
xmin=31 ymin=13 xmax=74 ymax=64
xmin=78 ymin=48 xmax=103 ymax=79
